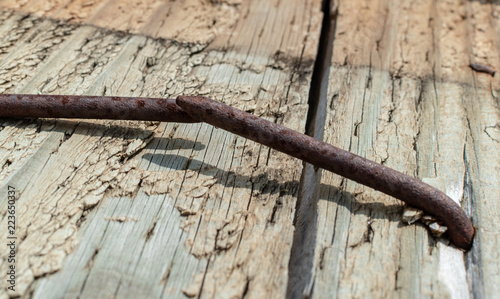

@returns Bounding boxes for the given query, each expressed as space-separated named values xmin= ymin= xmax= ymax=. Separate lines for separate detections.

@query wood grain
xmin=0 ymin=1 xmax=322 ymax=298
xmin=309 ymin=1 xmax=500 ymax=298
xmin=1 ymin=0 xmax=499 ymax=298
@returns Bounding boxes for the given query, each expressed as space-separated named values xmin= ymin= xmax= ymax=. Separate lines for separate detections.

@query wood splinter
xmin=0 ymin=94 xmax=475 ymax=250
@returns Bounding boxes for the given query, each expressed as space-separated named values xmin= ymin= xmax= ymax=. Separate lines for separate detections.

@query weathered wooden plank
xmin=0 ymin=1 xmax=323 ymax=298
xmin=3 ymin=0 xmax=497 ymax=298
xmin=0 ymin=0 xmax=243 ymax=44
xmin=308 ymin=0 xmax=500 ymax=298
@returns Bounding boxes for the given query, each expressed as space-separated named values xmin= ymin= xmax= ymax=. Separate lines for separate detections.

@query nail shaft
xmin=176 ymin=96 xmax=474 ymax=250
xmin=0 ymin=94 xmax=198 ymax=123
xmin=0 ymin=93 xmax=474 ymax=249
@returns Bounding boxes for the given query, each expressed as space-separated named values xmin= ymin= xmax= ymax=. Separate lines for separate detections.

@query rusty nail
xmin=176 ymin=96 xmax=474 ymax=250
xmin=469 ymin=63 xmax=496 ymax=76
xmin=0 ymin=93 xmax=474 ymax=249
xmin=0 ymin=94 xmax=197 ymax=123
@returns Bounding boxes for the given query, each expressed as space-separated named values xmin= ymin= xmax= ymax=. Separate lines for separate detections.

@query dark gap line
xmin=286 ymin=1 xmax=338 ymax=298
xmin=304 ymin=2 xmax=337 ymax=139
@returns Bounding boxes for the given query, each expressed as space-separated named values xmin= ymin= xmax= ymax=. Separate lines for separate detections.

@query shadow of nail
xmin=3 ymin=118 xmax=156 ymax=139
xmin=142 ymin=153 xmax=301 ymax=197
xmin=319 ymin=183 xmax=403 ymax=222
xmin=145 ymin=137 xmax=206 ymax=151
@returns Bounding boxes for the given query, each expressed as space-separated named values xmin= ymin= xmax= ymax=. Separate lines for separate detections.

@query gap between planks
xmin=286 ymin=0 xmax=338 ymax=298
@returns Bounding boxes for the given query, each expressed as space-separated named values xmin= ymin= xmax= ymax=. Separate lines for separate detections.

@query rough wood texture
xmin=1 ymin=0 xmax=499 ymax=298
xmin=0 ymin=1 xmax=322 ymax=298
xmin=308 ymin=1 xmax=500 ymax=298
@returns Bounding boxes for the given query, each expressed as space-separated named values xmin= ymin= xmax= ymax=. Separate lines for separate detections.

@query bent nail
xmin=0 ymin=93 xmax=474 ymax=249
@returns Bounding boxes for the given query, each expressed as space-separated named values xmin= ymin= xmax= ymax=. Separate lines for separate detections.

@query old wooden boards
xmin=310 ymin=1 xmax=500 ymax=298
xmin=0 ymin=0 xmax=499 ymax=298
xmin=0 ymin=0 xmax=322 ymax=298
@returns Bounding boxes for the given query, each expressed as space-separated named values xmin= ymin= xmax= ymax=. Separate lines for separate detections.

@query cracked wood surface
xmin=0 ymin=0 xmax=499 ymax=299
xmin=0 ymin=0 xmax=322 ymax=298
xmin=308 ymin=1 xmax=500 ymax=298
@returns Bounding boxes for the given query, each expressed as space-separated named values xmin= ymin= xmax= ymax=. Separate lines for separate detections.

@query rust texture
xmin=469 ymin=63 xmax=496 ymax=76
xmin=0 ymin=94 xmax=197 ymax=123
xmin=0 ymin=93 xmax=474 ymax=249
xmin=176 ymin=96 xmax=474 ymax=250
